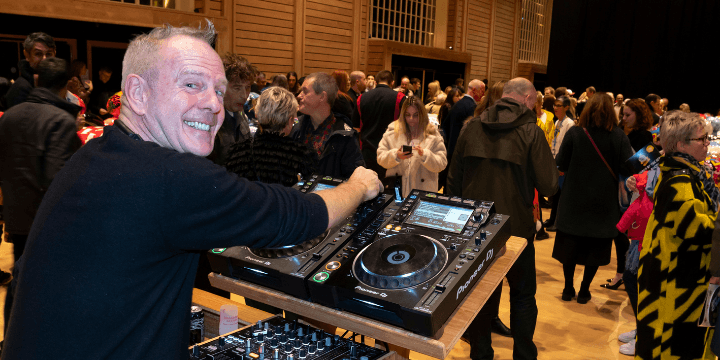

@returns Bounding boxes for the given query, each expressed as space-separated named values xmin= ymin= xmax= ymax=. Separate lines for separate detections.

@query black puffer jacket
xmin=446 ymin=97 xmax=558 ymax=239
xmin=0 ymin=87 xmax=81 ymax=234
xmin=225 ymin=131 xmax=318 ymax=186
xmin=291 ymin=112 xmax=365 ymax=179
xmin=4 ymin=59 xmax=35 ymax=109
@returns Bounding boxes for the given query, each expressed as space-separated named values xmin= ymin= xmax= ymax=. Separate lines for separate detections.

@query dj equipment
xmin=189 ymin=315 xmax=389 ymax=360
xmin=207 ymin=175 xmax=394 ymax=300
xmin=307 ymin=190 xmax=510 ymax=337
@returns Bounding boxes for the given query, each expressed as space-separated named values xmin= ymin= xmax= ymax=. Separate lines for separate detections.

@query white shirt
xmin=552 ymin=116 xmax=575 ymax=158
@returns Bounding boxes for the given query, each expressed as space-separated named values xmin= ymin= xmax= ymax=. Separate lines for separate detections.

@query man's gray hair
xmin=121 ymin=20 xmax=217 ymax=91
xmin=256 ymin=86 xmax=298 ymax=133
xmin=306 ymin=72 xmax=338 ymax=107
xmin=503 ymin=77 xmax=535 ymax=97
xmin=660 ymin=110 xmax=706 ymax=154
xmin=24 ymin=32 xmax=56 ymax=51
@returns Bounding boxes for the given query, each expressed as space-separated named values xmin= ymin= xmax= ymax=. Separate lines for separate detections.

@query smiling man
xmin=4 ymin=32 xmax=56 ymax=108
xmin=1 ymin=22 xmax=383 ymax=360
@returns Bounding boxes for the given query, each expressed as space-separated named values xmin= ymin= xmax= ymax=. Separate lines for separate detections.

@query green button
xmin=425 ymin=193 xmax=436 ymax=197
xmin=211 ymin=248 xmax=227 ymax=254
xmin=313 ymin=271 xmax=330 ymax=282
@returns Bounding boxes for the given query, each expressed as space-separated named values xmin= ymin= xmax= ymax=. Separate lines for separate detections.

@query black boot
xmin=490 ymin=316 xmax=512 ymax=337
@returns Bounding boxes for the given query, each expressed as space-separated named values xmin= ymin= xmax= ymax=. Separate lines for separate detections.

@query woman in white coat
xmin=377 ymin=96 xmax=448 ymax=198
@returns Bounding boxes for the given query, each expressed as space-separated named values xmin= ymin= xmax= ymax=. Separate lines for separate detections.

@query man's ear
xmin=124 ymin=74 xmax=150 ymax=116
xmin=320 ymin=91 xmax=328 ymax=104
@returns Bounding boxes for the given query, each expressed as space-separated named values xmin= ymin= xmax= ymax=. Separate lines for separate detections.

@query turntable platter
xmin=250 ymin=230 xmax=328 ymax=258
xmin=353 ymin=234 xmax=448 ymax=289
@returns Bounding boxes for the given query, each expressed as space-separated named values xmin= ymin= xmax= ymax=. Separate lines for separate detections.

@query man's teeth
xmin=184 ymin=121 xmax=210 ymax=131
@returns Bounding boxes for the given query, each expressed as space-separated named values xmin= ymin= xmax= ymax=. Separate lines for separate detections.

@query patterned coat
xmin=637 ymin=156 xmax=716 ymax=360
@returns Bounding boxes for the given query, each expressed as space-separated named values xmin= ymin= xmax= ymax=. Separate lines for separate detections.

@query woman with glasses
xmin=636 ymin=111 xmax=718 ymax=359
xmin=551 ymin=93 xmax=634 ymax=304
xmin=377 ymin=96 xmax=447 ymax=198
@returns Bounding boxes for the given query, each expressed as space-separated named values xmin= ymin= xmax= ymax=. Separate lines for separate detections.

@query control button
xmin=336 ymin=254 xmax=341 ymax=258
xmin=311 ymin=253 xmax=321 ymax=260
xmin=339 ymin=228 xmax=346 ymax=233
xmin=325 ymin=261 xmax=341 ymax=270
xmin=454 ymin=267 xmax=460 ymax=271
xmin=395 ymin=226 xmax=402 ymax=231
xmin=459 ymin=260 xmax=467 ymax=265
xmin=211 ymin=248 xmax=227 ymax=254
xmin=386 ymin=224 xmax=393 ymax=229
xmin=312 ymin=272 xmax=330 ymax=282
xmin=459 ymin=254 xmax=466 ymax=259
xmin=249 ymin=353 xmax=260 ymax=359
xmin=450 ymin=244 xmax=457 ymax=250
xmin=468 ymin=255 xmax=475 ymax=260
xmin=473 ymin=248 xmax=480 ymax=252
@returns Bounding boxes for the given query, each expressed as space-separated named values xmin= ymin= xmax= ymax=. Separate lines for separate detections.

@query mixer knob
xmin=334 ymin=335 xmax=340 ymax=343
xmin=360 ymin=357 xmax=369 ymax=360
xmin=257 ymin=332 xmax=265 ymax=342
xmin=298 ymin=349 xmax=307 ymax=358
xmin=287 ymin=355 xmax=294 ymax=360
xmin=191 ymin=345 xmax=200 ymax=358
xmin=288 ymin=331 xmax=296 ymax=340
xmin=297 ymin=328 xmax=304 ymax=337
xmin=311 ymin=332 xmax=318 ymax=342
xmin=270 ymin=338 xmax=278 ymax=348
xmin=273 ymin=349 xmax=280 ymax=360
xmin=325 ymin=337 xmax=332 ymax=347
xmin=256 ymin=320 xmax=263 ymax=330
xmin=218 ymin=336 xmax=226 ymax=348
xmin=246 ymin=339 xmax=252 ymax=352
xmin=258 ymin=345 xmax=265 ymax=354
xmin=294 ymin=339 xmax=303 ymax=349
xmin=316 ymin=340 xmax=324 ymax=350
xmin=308 ymin=344 xmax=317 ymax=354
xmin=303 ymin=335 xmax=310 ymax=345
xmin=475 ymin=231 xmax=487 ymax=245
xmin=350 ymin=344 xmax=357 ymax=357
xmin=472 ymin=209 xmax=486 ymax=222
xmin=284 ymin=324 xmax=291 ymax=332
xmin=285 ymin=342 xmax=293 ymax=353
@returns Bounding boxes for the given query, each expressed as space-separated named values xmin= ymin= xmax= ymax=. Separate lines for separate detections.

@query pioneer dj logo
xmin=456 ymin=248 xmax=494 ymax=300
xmin=245 ymin=256 xmax=271 ymax=266
xmin=355 ymin=286 xmax=388 ymax=297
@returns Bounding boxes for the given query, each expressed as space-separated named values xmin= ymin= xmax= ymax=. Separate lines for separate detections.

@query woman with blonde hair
xmin=425 ymin=93 xmax=446 ymax=115
xmin=377 ymin=96 xmax=448 ymax=198
xmin=424 ymin=80 xmax=441 ymax=104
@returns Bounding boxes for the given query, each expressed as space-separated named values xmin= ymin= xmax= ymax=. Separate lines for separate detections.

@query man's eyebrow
xmin=178 ymin=69 xmax=205 ymax=77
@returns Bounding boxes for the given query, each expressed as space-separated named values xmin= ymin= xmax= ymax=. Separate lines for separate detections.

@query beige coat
xmin=377 ymin=121 xmax=448 ymax=197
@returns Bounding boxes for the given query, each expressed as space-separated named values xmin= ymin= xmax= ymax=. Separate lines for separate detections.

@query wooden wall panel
xmin=233 ymin=0 xmax=295 ymax=76
xmin=464 ymin=0 xmax=492 ymax=81
xmin=489 ymin=0 xmax=517 ymax=83
xmin=302 ymin=0 xmax=354 ymax=74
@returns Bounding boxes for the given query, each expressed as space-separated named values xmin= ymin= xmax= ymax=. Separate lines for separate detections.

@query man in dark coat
xmin=446 ymin=77 xmax=558 ymax=360
xmin=0 ymin=57 xmax=81 ymax=334
xmin=207 ymin=53 xmax=256 ymax=166
xmin=352 ymin=70 xmax=405 ymax=176
xmin=348 ymin=70 xmax=366 ymax=112
xmin=442 ymin=79 xmax=485 ymax=160
xmin=3 ymin=32 xmax=56 ymax=109
xmin=292 ymin=72 xmax=365 ymax=179
xmin=1 ymin=23 xmax=383 ymax=360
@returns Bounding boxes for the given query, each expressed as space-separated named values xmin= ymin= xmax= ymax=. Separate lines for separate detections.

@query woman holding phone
xmin=377 ymin=96 xmax=448 ymax=198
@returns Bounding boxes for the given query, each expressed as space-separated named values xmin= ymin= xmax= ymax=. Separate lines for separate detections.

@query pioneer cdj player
xmin=189 ymin=315 xmax=389 ymax=360
xmin=207 ymin=175 xmax=394 ymax=300
xmin=307 ymin=190 xmax=510 ymax=337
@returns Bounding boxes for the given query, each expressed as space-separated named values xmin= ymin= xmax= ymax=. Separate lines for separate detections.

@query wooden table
xmin=209 ymin=236 xmax=527 ymax=359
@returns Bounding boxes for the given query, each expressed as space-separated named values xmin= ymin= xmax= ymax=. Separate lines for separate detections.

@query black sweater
xmin=2 ymin=124 xmax=327 ymax=359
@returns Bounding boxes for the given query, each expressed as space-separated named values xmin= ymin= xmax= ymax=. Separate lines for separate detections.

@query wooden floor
xmin=0 ymin=209 xmax=638 ymax=358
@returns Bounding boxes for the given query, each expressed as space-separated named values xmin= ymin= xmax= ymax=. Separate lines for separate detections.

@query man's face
xmin=544 ymin=88 xmax=552 ymax=97
xmin=470 ymin=85 xmax=485 ymax=102
xmin=143 ymin=36 xmax=227 ymax=156
xmin=553 ymin=101 xmax=566 ymax=119
xmin=257 ymin=75 xmax=267 ymax=88
xmin=23 ymin=42 xmax=55 ymax=69
xmin=367 ymin=75 xmax=375 ymax=82
xmin=99 ymin=70 xmax=112 ymax=84
xmin=297 ymin=78 xmax=325 ymax=115
xmin=356 ymin=74 xmax=367 ymax=92
xmin=400 ymin=78 xmax=409 ymax=90
xmin=412 ymin=81 xmax=421 ymax=93
xmin=224 ymin=79 xmax=252 ymax=113
xmin=616 ymin=94 xmax=624 ymax=103
xmin=651 ymin=100 xmax=662 ymax=114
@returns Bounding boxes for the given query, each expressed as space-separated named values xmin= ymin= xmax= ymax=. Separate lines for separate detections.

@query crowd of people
xmin=0 ymin=23 xmax=719 ymax=360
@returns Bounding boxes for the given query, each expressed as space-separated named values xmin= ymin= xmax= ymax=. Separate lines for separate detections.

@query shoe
xmin=606 ymin=278 xmax=613 ymax=283
xmin=577 ymin=290 xmax=592 ymax=304
xmin=600 ymin=278 xmax=624 ymax=290
xmin=618 ymin=329 xmax=636 ymax=343
xmin=561 ymin=287 xmax=576 ymax=301
xmin=0 ymin=271 xmax=11 ymax=286
xmin=546 ymin=225 xmax=557 ymax=232
xmin=543 ymin=219 xmax=555 ymax=228
xmin=535 ymin=228 xmax=550 ymax=240
xmin=619 ymin=339 xmax=635 ymax=356
xmin=490 ymin=316 xmax=512 ymax=337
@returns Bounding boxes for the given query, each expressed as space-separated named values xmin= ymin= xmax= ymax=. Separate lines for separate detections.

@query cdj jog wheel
xmin=353 ymin=234 xmax=448 ymax=289
xmin=249 ymin=230 xmax=329 ymax=258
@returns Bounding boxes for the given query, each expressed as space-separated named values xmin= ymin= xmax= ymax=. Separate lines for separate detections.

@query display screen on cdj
xmin=312 ymin=183 xmax=337 ymax=192
xmin=405 ymin=200 xmax=473 ymax=233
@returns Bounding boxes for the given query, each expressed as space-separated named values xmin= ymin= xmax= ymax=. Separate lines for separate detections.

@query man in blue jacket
xmin=1 ymin=22 xmax=382 ymax=360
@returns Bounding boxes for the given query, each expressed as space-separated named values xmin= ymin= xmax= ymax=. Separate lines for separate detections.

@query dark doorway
xmin=391 ymin=54 xmax=466 ymax=102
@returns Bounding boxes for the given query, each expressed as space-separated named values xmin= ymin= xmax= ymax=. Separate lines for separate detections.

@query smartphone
xmin=402 ymin=145 xmax=412 ymax=154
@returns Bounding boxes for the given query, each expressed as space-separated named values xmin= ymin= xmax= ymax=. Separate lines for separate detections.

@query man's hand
xmin=346 ymin=167 xmax=384 ymax=202
xmin=626 ymin=176 xmax=637 ymax=192
xmin=317 ymin=167 xmax=383 ymax=229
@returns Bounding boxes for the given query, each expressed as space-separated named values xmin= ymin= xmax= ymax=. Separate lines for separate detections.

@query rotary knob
xmin=250 ymin=230 xmax=328 ymax=258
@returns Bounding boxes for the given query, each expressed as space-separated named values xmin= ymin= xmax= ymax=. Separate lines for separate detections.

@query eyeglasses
xmin=553 ymin=104 xmax=563 ymax=108
xmin=688 ymin=134 xmax=709 ymax=143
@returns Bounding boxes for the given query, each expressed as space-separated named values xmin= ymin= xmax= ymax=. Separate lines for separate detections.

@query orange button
xmin=249 ymin=353 xmax=259 ymax=359
xmin=386 ymin=224 xmax=393 ymax=229
xmin=395 ymin=226 xmax=402 ymax=231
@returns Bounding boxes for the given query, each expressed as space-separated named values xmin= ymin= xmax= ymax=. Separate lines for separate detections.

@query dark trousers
xmin=613 ymin=232 xmax=629 ymax=274
xmin=467 ymin=238 xmax=538 ymax=360
xmin=623 ymin=269 xmax=638 ymax=318
xmin=4 ymin=233 xmax=28 ymax=334
xmin=546 ymin=188 xmax=561 ymax=226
